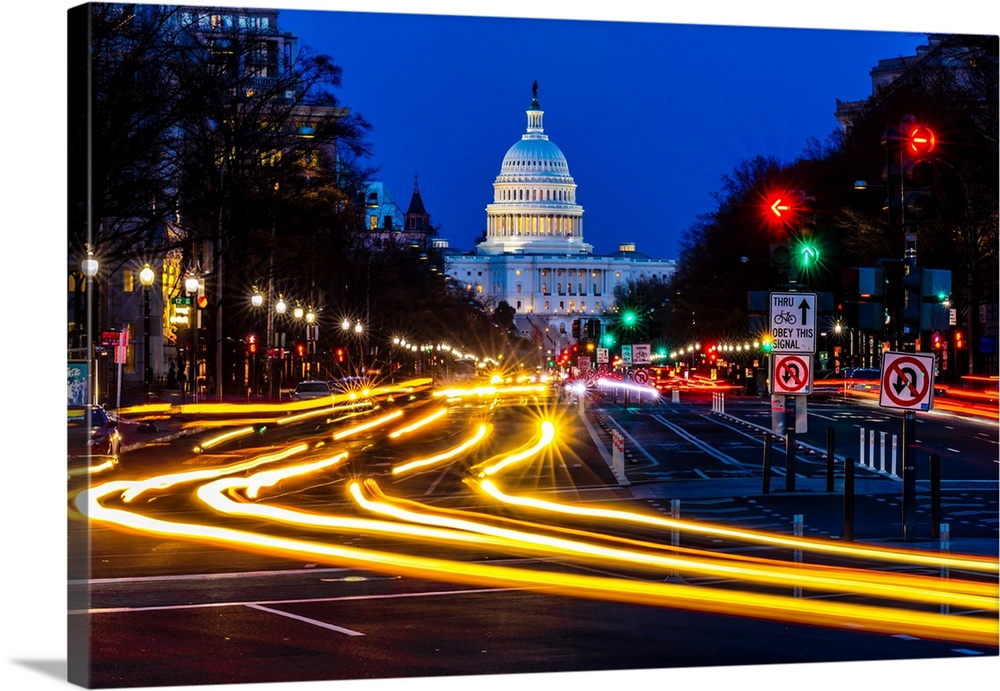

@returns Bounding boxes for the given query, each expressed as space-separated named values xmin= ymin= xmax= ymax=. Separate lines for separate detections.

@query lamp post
xmin=251 ymin=288 xmax=264 ymax=396
xmin=275 ymin=296 xmax=287 ymax=392
xmin=185 ymin=271 xmax=200 ymax=398
xmin=139 ymin=263 xmax=155 ymax=397
xmin=82 ymin=249 xmax=100 ymax=405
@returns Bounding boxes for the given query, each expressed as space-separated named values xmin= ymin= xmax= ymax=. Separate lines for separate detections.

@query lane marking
xmin=245 ymin=603 xmax=365 ymax=636
xmin=71 ymin=586 xmax=527 ymax=616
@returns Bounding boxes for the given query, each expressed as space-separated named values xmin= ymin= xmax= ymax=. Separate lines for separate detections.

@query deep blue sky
xmin=272 ymin=3 xmax=931 ymax=261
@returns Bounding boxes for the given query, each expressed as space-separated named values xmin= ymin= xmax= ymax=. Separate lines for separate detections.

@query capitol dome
xmin=478 ymin=82 xmax=590 ymax=256
xmin=498 ymin=133 xmax=571 ymax=177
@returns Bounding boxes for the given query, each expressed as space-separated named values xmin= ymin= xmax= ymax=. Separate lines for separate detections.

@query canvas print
xmin=65 ymin=2 xmax=998 ymax=689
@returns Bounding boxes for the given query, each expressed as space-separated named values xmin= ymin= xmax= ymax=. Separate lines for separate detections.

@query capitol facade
xmin=442 ymin=83 xmax=676 ymax=355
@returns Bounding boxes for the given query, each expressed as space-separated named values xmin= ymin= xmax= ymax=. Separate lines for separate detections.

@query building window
xmin=544 ymin=301 xmax=550 ymax=310
xmin=516 ymin=300 xmax=522 ymax=310
xmin=516 ymin=283 xmax=522 ymax=294
xmin=369 ymin=215 xmax=378 ymax=230
xmin=477 ymin=284 xmax=483 ymax=294
xmin=542 ymin=283 xmax=549 ymax=295
xmin=124 ymin=269 xmax=135 ymax=293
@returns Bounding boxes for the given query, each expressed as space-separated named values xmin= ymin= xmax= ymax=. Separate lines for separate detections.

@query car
xmin=290 ymin=380 xmax=333 ymax=400
xmin=67 ymin=404 xmax=122 ymax=471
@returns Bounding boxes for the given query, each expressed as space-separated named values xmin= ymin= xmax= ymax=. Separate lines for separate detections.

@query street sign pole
xmin=785 ymin=395 xmax=797 ymax=491
xmin=902 ymin=410 xmax=917 ymax=541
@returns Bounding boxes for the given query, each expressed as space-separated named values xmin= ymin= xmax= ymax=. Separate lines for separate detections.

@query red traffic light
xmin=906 ymin=124 xmax=936 ymax=156
xmin=762 ymin=187 xmax=814 ymax=230
xmin=335 ymin=347 xmax=346 ymax=363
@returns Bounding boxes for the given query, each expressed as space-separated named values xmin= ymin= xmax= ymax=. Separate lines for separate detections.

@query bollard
xmin=879 ymin=431 xmax=887 ymax=473
xmin=858 ymin=428 xmax=866 ymax=468
xmin=869 ymin=429 xmax=876 ymax=470
xmin=843 ymin=456 xmax=855 ymax=542
xmin=930 ymin=453 xmax=941 ymax=538
xmin=825 ymin=428 xmax=835 ymax=492
xmin=762 ymin=433 xmax=772 ymax=495
xmin=891 ymin=435 xmax=898 ymax=477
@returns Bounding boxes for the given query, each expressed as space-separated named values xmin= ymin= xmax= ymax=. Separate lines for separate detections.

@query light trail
xmin=75 ymin=390 xmax=999 ymax=648
xmin=78 ymin=479 xmax=1000 ymax=646
xmin=388 ymin=407 xmax=449 ymax=439
xmin=473 ymin=478 xmax=998 ymax=574
xmin=391 ymin=424 xmax=491 ymax=475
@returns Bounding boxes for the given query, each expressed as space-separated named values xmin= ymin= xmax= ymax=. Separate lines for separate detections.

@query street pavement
xmin=108 ymin=390 xmax=998 ymax=559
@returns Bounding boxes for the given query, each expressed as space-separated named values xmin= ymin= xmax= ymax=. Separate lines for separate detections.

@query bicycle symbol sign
xmin=769 ymin=292 xmax=817 ymax=353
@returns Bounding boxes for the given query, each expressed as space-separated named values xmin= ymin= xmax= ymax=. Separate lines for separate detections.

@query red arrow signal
xmin=770 ymin=198 xmax=790 ymax=217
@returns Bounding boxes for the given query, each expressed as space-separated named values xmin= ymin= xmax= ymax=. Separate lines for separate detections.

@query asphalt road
xmin=66 ymin=388 xmax=998 ymax=688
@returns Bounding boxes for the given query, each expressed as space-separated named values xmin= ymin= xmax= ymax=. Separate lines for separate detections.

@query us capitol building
xmin=441 ymin=82 xmax=676 ymax=354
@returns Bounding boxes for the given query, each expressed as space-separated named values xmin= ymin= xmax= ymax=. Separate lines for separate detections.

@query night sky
xmin=273 ymin=2 xmax=934 ymax=261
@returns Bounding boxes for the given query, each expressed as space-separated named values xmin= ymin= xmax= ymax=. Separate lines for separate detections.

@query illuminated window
xmin=369 ymin=215 xmax=378 ymax=230
xmin=124 ymin=269 xmax=135 ymax=293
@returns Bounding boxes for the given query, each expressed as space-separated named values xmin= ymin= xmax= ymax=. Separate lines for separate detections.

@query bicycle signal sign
xmin=772 ymin=353 xmax=812 ymax=395
xmin=769 ymin=292 xmax=816 ymax=353
xmin=879 ymin=352 xmax=936 ymax=411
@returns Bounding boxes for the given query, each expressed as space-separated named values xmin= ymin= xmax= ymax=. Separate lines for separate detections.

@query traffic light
xmin=335 ymin=347 xmax=346 ymax=363
xmin=842 ymin=267 xmax=885 ymax=331
xmin=247 ymin=333 xmax=258 ymax=355
xmin=295 ymin=341 xmax=305 ymax=358
xmin=764 ymin=189 xmax=811 ymax=230
xmin=761 ymin=335 xmax=773 ymax=353
xmin=585 ymin=318 xmax=600 ymax=340
xmin=795 ymin=238 xmax=820 ymax=270
xmin=601 ymin=332 xmax=615 ymax=347
xmin=902 ymin=267 xmax=952 ymax=333
xmin=622 ymin=310 xmax=637 ymax=328
xmin=931 ymin=331 xmax=942 ymax=349
xmin=954 ymin=330 xmax=964 ymax=349
xmin=769 ymin=242 xmax=792 ymax=268
xmin=571 ymin=319 xmax=581 ymax=340
xmin=884 ymin=117 xmax=937 ymax=228
xmin=901 ymin=121 xmax=936 ymax=224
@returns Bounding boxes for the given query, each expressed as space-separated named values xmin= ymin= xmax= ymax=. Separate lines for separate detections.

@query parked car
xmin=290 ymin=380 xmax=333 ymax=400
xmin=67 ymin=404 xmax=122 ymax=470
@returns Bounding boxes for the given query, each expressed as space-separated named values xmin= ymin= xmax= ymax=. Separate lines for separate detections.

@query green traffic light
xmin=622 ymin=310 xmax=637 ymax=326
xmin=602 ymin=334 xmax=615 ymax=347
xmin=798 ymin=242 xmax=819 ymax=266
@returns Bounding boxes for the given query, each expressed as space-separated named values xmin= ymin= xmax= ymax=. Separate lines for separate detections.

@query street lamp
xmin=82 ymin=249 xmax=100 ymax=405
xmin=185 ymin=272 xmax=200 ymax=397
xmin=139 ymin=263 xmax=155 ymax=397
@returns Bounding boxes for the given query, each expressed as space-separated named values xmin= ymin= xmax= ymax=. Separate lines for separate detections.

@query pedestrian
xmin=167 ymin=360 xmax=177 ymax=388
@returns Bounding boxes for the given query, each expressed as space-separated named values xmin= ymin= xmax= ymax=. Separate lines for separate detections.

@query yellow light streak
xmin=78 ymin=481 xmax=999 ymax=646
xmin=388 ymin=408 xmax=449 ymax=439
xmin=392 ymin=424 xmax=491 ymax=475
xmin=331 ymin=409 xmax=405 ymax=440
xmin=432 ymin=384 xmax=546 ymax=399
xmin=474 ymin=478 xmax=998 ymax=574
xmin=197 ymin=426 xmax=256 ymax=450
xmin=243 ymin=452 xmax=349 ymax=499
xmin=351 ymin=480 xmax=997 ymax=610
xmin=119 ymin=443 xmax=310 ymax=502
xmin=479 ymin=420 xmax=556 ymax=477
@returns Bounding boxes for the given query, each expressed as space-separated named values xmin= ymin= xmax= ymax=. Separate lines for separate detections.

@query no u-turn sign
xmin=879 ymin=352 xmax=936 ymax=411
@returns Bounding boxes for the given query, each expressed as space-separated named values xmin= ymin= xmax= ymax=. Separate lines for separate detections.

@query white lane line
xmin=651 ymin=414 xmax=741 ymax=466
xmin=71 ymin=586 xmax=524 ymax=615
xmin=245 ymin=603 xmax=365 ymax=636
